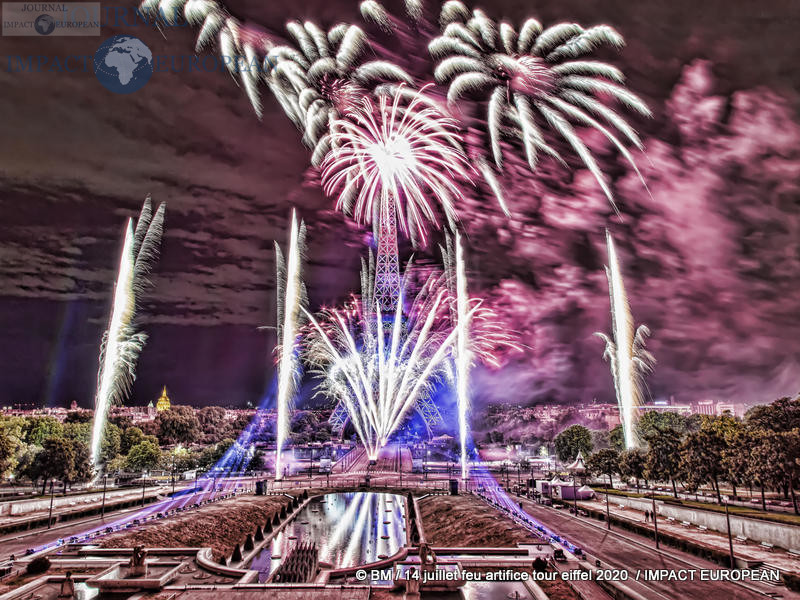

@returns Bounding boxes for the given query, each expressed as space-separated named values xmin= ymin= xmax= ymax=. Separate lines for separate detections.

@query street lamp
xmin=651 ymin=489 xmax=659 ymax=549
xmin=724 ymin=497 xmax=735 ymax=568
xmin=572 ymin=476 xmax=578 ymax=516
xmin=101 ymin=474 xmax=108 ymax=519
xmin=47 ymin=480 xmax=55 ymax=529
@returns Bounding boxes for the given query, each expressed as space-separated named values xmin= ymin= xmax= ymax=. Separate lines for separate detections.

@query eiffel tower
xmin=373 ymin=194 xmax=401 ymax=313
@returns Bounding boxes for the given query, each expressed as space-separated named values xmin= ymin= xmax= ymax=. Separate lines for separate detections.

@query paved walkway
xmin=0 ymin=487 xmax=170 ymax=528
xmin=518 ymin=497 xmax=782 ymax=600
xmin=584 ymin=497 xmax=800 ymax=574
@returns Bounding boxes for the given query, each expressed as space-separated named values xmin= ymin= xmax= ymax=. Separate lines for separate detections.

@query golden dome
xmin=156 ymin=386 xmax=171 ymax=412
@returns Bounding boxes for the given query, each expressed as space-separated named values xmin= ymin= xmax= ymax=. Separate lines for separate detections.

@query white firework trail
xmin=321 ymin=85 xmax=472 ymax=248
xmin=304 ymin=261 xmax=465 ymax=460
xmin=274 ymin=210 xmax=307 ymax=480
xmin=453 ymin=232 xmax=472 ymax=479
xmin=431 ymin=0 xmax=651 ymax=212
xmin=91 ymin=198 xmax=165 ymax=470
xmin=306 ymin=253 xmax=518 ymax=461
xmin=595 ymin=230 xmax=654 ymax=449
xmin=139 ymin=0 xmax=413 ymax=166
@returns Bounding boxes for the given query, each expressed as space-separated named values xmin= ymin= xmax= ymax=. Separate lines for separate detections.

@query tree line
xmin=553 ymin=396 xmax=800 ymax=514
xmin=0 ymin=405 xmax=256 ymax=493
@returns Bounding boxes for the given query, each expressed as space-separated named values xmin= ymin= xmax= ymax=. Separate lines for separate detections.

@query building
xmin=156 ymin=387 xmax=171 ymax=412
xmin=695 ymin=399 xmax=715 ymax=415
xmin=637 ymin=403 xmax=693 ymax=416
xmin=716 ymin=401 xmax=738 ymax=417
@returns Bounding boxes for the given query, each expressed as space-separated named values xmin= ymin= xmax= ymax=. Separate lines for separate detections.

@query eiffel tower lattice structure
xmin=374 ymin=194 xmax=401 ymax=313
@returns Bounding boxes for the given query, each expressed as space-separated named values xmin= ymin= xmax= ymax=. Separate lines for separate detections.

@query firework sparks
xmin=91 ymin=198 xmax=165 ymax=470
xmin=305 ymin=252 xmax=517 ymax=460
xmin=453 ymin=232 xmax=472 ymax=479
xmin=274 ymin=210 xmax=307 ymax=480
xmin=139 ymin=0 xmax=414 ymax=166
xmin=304 ymin=260 xmax=458 ymax=460
xmin=595 ymin=230 xmax=655 ymax=449
xmin=321 ymin=85 xmax=471 ymax=248
xmin=431 ymin=0 xmax=651 ymax=211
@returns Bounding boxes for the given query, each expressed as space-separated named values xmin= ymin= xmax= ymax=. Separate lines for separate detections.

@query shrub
xmin=26 ymin=556 xmax=51 ymax=575
xmin=784 ymin=572 xmax=800 ymax=592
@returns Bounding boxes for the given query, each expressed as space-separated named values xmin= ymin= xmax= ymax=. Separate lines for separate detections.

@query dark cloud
xmin=0 ymin=0 xmax=798 ymax=409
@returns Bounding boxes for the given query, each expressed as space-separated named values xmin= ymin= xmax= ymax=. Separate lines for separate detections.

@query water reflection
xmin=250 ymin=492 xmax=405 ymax=582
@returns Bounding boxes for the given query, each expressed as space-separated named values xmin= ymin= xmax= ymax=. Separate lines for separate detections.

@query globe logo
xmin=94 ymin=35 xmax=153 ymax=95
xmin=34 ymin=14 xmax=56 ymax=35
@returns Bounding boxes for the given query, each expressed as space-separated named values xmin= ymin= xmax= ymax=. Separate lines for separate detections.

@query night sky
xmin=1 ymin=0 xmax=799 ymax=410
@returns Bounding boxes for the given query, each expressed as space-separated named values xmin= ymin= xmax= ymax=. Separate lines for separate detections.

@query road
xmin=0 ymin=477 xmax=256 ymax=561
xmin=518 ymin=497 xmax=775 ymax=600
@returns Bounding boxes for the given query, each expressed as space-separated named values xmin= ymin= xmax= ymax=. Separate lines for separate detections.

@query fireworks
xmin=90 ymin=198 xmax=165 ymax=470
xmin=595 ymin=230 xmax=655 ymax=449
xmin=321 ymin=86 xmax=471 ymax=247
xmin=304 ymin=249 xmax=517 ymax=460
xmin=431 ymin=0 xmax=650 ymax=210
xmin=303 ymin=261 xmax=453 ymax=460
xmin=139 ymin=0 xmax=414 ymax=166
xmin=131 ymin=0 xmax=656 ymax=475
xmin=274 ymin=211 xmax=307 ymax=480
xmin=267 ymin=20 xmax=415 ymax=165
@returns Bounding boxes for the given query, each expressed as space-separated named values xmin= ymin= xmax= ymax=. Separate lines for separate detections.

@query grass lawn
xmin=602 ymin=488 xmax=800 ymax=526
xmin=417 ymin=495 xmax=541 ymax=547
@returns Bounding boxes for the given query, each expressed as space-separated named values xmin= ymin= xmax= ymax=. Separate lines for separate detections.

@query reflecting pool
xmin=250 ymin=491 xmax=406 ymax=582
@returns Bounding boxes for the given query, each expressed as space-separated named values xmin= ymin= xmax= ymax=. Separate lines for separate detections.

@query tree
xmin=619 ymin=448 xmax=646 ymax=492
xmin=197 ymin=439 xmax=234 ymax=469
xmin=680 ymin=416 xmax=738 ymax=503
xmin=554 ymin=425 xmax=592 ymax=463
xmin=590 ymin=429 xmax=610 ymax=451
xmin=722 ymin=427 xmax=754 ymax=499
xmin=777 ymin=429 xmax=800 ymax=515
xmin=65 ymin=410 xmax=93 ymax=424
xmin=24 ymin=417 xmax=64 ymax=446
xmin=106 ymin=454 xmax=128 ymax=474
xmin=609 ymin=425 xmax=625 ymax=452
xmin=68 ymin=440 xmax=92 ymax=488
xmin=197 ymin=406 xmax=229 ymax=443
xmin=485 ymin=430 xmax=504 ymax=444
xmin=154 ymin=406 xmax=200 ymax=445
xmin=100 ymin=423 xmax=122 ymax=464
xmin=35 ymin=437 xmax=75 ymax=494
xmin=644 ymin=428 xmax=683 ymax=498
xmin=246 ymin=447 xmax=265 ymax=472
xmin=748 ymin=430 xmax=784 ymax=512
xmin=120 ymin=427 xmax=144 ymax=455
xmin=587 ymin=448 xmax=620 ymax=490
xmin=161 ymin=445 xmax=197 ymax=473
xmin=63 ymin=422 xmax=91 ymax=444
xmin=746 ymin=396 xmax=800 ymax=433
xmin=109 ymin=414 xmax=133 ymax=431
xmin=0 ymin=418 xmax=23 ymax=479
xmin=637 ymin=411 xmax=686 ymax=440
xmin=126 ymin=440 xmax=162 ymax=473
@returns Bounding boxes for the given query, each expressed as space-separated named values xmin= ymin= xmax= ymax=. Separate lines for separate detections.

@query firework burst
xmin=321 ymin=85 xmax=471 ymax=247
xmin=595 ymin=230 xmax=654 ymax=449
xmin=139 ymin=0 xmax=414 ymax=166
xmin=305 ymin=252 xmax=517 ymax=460
xmin=274 ymin=210 xmax=307 ymax=479
xmin=91 ymin=198 xmax=165 ymax=470
xmin=431 ymin=0 xmax=651 ymax=210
